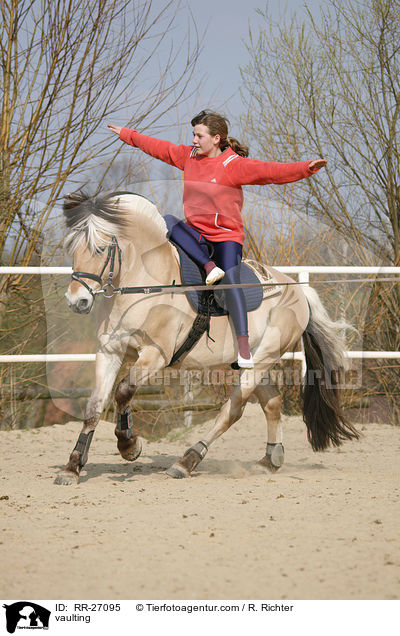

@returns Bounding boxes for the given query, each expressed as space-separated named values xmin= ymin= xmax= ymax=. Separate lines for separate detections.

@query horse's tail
xmin=301 ymin=286 xmax=359 ymax=451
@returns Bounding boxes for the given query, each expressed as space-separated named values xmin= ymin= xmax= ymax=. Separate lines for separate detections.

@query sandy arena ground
xmin=0 ymin=403 xmax=399 ymax=600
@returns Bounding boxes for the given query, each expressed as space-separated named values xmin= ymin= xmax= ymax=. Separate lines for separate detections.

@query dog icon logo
xmin=3 ymin=602 xmax=51 ymax=633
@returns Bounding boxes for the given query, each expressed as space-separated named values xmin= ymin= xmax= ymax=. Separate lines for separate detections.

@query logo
xmin=3 ymin=603 xmax=51 ymax=633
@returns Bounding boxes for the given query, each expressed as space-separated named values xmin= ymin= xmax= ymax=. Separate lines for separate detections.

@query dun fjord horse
xmin=55 ymin=191 xmax=358 ymax=485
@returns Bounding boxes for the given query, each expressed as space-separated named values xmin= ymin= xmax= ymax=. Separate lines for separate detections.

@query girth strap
xmin=168 ymin=312 xmax=211 ymax=366
xmin=168 ymin=290 xmax=216 ymax=366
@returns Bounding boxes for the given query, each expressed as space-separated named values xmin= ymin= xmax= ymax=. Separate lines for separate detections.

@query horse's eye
xmin=95 ymin=246 xmax=106 ymax=254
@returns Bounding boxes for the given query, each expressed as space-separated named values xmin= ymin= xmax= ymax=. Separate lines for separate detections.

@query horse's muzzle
xmin=65 ymin=292 xmax=93 ymax=314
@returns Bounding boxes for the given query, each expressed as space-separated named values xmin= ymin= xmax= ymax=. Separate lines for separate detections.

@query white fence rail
xmin=1 ymin=265 xmax=400 ymax=363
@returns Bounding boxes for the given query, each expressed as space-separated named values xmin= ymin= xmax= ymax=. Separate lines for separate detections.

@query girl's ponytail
xmin=226 ymin=136 xmax=249 ymax=158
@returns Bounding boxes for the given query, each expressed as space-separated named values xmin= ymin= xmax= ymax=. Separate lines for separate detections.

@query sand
xmin=0 ymin=403 xmax=399 ymax=600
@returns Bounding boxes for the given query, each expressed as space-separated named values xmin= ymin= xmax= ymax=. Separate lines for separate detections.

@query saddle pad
xmin=166 ymin=226 xmax=274 ymax=316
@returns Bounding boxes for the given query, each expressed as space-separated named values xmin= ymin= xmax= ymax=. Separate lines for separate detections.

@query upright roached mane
xmin=63 ymin=191 xmax=130 ymax=255
xmin=63 ymin=191 xmax=169 ymax=256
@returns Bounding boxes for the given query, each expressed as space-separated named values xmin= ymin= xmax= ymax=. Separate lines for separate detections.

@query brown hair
xmin=190 ymin=109 xmax=249 ymax=157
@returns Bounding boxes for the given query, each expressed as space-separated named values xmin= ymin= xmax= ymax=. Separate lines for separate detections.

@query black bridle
xmin=71 ymin=236 xmax=122 ymax=299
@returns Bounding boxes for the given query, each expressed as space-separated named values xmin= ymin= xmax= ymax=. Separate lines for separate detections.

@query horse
xmin=54 ymin=190 xmax=359 ymax=485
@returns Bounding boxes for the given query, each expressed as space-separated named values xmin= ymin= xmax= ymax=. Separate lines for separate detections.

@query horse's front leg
xmin=54 ymin=352 xmax=122 ymax=485
xmin=114 ymin=375 xmax=142 ymax=462
xmin=114 ymin=347 xmax=169 ymax=463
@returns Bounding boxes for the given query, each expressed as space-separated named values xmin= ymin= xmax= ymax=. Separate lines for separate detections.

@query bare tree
xmin=241 ymin=0 xmax=400 ymax=263
xmin=240 ymin=0 xmax=400 ymax=421
xmin=0 ymin=0 xmax=198 ymax=270
xmin=0 ymin=0 xmax=199 ymax=428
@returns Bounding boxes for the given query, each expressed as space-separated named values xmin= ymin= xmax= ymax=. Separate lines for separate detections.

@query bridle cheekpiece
xmin=71 ymin=235 xmax=122 ymax=299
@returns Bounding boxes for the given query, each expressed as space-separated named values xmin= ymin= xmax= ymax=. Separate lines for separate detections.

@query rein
xmin=71 ymin=235 xmax=400 ymax=299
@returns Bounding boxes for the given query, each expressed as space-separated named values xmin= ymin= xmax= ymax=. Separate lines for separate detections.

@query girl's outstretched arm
xmin=227 ymin=155 xmax=327 ymax=186
xmin=108 ymin=124 xmax=190 ymax=170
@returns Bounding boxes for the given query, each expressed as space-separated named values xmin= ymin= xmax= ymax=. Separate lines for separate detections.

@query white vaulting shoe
xmin=205 ymin=266 xmax=225 ymax=285
xmin=237 ymin=353 xmax=254 ymax=369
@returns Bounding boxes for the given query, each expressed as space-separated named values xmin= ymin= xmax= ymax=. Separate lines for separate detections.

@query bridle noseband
xmin=71 ymin=236 xmax=122 ymax=299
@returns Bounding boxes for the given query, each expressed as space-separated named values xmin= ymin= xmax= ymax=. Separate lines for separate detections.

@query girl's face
xmin=192 ymin=124 xmax=221 ymax=157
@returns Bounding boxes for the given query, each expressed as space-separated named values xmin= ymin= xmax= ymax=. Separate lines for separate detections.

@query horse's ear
xmin=63 ymin=190 xmax=91 ymax=209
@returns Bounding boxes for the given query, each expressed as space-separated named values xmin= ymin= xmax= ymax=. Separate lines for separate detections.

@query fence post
xmin=299 ymin=271 xmax=310 ymax=378
xmin=183 ymin=370 xmax=193 ymax=427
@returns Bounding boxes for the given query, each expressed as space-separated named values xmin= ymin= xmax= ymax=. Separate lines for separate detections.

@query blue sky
xmin=168 ymin=0 xmax=321 ymax=125
xmin=182 ymin=0 xmax=268 ymax=117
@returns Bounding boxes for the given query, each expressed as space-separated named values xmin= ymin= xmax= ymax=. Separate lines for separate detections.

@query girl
xmin=108 ymin=110 xmax=326 ymax=368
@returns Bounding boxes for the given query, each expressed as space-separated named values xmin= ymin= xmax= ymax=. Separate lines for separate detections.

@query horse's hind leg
xmin=54 ymin=352 xmax=122 ymax=485
xmin=167 ymin=369 xmax=257 ymax=479
xmin=114 ymin=374 xmax=142 ymax=461
xmin=167 ymin=318 xmax=297 ymax=479
xmin=253 ymin=380 xmax=285 ymax=472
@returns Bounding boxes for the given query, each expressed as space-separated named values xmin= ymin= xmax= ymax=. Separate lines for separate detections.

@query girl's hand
xmin=108 ymin=124 xmax=122 ymax=135
xmin=309 ymin=159 xmax=327 ymax=172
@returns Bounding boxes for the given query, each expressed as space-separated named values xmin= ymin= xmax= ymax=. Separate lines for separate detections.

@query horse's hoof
xmin=166 ymin=463 xmax=190 ymax=479
xmin=256 ymin=456 xmax=280 ymax=473
xmin=256 ymin=443 xmax=284 ymax=473
xmin=54 ymin=471 xmax=79 ymax=486
xmin=120 ymin=439 xmax=142 ymax=462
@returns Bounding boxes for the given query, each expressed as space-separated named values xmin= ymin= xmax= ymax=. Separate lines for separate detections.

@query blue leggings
xmin=165 ymin=215 xmax=248 ymax=336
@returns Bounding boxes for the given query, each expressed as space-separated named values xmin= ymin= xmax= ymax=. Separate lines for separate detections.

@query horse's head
xmin=63 ymin=189 xmax=170 ymax=313
xmin=65 ymin=241 xmax=108 ymax=313
xmin=63 ymin=192 xmax=125 ymax=314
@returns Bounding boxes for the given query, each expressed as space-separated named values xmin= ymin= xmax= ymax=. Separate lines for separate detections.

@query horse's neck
xmin=120 ymin=219 xmax=178 ymax=284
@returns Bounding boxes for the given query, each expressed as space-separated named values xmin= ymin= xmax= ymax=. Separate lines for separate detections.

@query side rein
xmin=71 ymin=235 xmax=292 ymax=300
